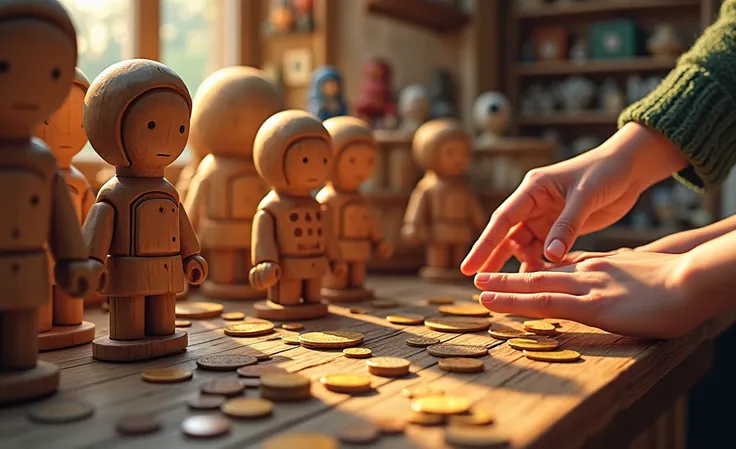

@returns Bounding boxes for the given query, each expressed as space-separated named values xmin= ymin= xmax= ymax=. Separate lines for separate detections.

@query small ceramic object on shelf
xmin=520 ymin=91 xmax=537 ymax=116
xmin=556 ymin=76 xmax=595 ymax=113
xmin=569 ymin=37 xmax=589 ymax=62
xmin=571 ymin=136 xmax=603 ymax=155
xmin=651 ymin=188 xmax=678 ymax=231
xmin=599 ymin=78 xmax=626 ymax=114
xmin=355 ymin=58 xmax=397 ymax=130
xmin=536 ymin=85 xmax=557 ymax=115
xmin=428 ymin=68 xmax=457 ymax=119
xmin=472 ymin=91 xmax=511 ymax=147
xmin=398 ymin=84 xmax=431 ymax=134
xmin=521 ymin=39 xmax=536 ymax=64
xmin=307 ymin=66 xmax=348 ymax=121
xmin=626 ymin=75 xmax=644 ymax=104
xmin=647 ymin=24 xmax=685 ymax=58
xmin=265 ymin=0 xmax=296 ymax=35
xmin=672 ymin=183 xmax=711 ymax=227
xmin=293 ymin=0 xmax=314 ymax=32
xmin=532 ymin=26 xmax=568 ymax=61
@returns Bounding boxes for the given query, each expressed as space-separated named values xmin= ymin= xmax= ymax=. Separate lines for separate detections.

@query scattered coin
xmin=524 ymin=349 xmax=581 ymax=363
xmin=407 ymin=411 xmax=445 ymax=426
xmin=406 ymin=336 xmax=440 ymax=348
xmin=372 ymin=299 xmax=398 ymax=308
xmin=201 ymin=378 xmax=246 ymax=397
xmin=320 ymin=373 xmax=373 ymax=394
xmin=438 ymin=304 xmax=491 ymax=317
xmin=175 ymin=302 xmax=224 ymax=319
xmin=263 ymin=433 xmax=340 ymax=449
xmin=424 ymin=316 xmax=491 ymax=333
xmin=367 ymin=357 xmax=410 ymax=377
xmin=445 ymin=426 xmax=509 ymax=448
xmin=221 ymin=398 xmax=274 ymax=419
xmin=282 ymin=334 xmax=301 ymax=345
xmin=299 ymin=331 xmax=364 ymax=349
xmin=523 ymin=320 xmax=558 ymax=336
xmin=115 ymin=414 xmax=161 ymax=435
xmin=224 ymin=321 xmax=275 ymax=337
xmin=253 ymin=352 xmax=272 ymax=361
xmin=261 ymin=373 xmax=310 ymax=390
xmin=243 ymin=378 xmax=260 ymax=388
xmin=488 ymin=325 xmax=530 ymax=341
xmin=175 ymin=320 xmax=191 ymax=328
xmin=222 ymin=312 xmax=246 ymax=321
xmin=427 ymin=296 xmax=455 ymax=305
xmin=187 ymin=395 xmax=226 ymax=410
xmin=373 ymin=417 xmax=407 ymax=434
xmin=447 ymin=408 xmax=495 ymax=426
xmin=28 ymin=400 xmax=94 ymax=424
xmin=343 ymin=347 xmax=372 ymax=359
xmin=141 ymin=367 xmax=193 ymax=384
xmin=543 ymin=318 xmax=562 ymax=327
xmin=439 ymin=358 xmax=485 ymax=374
xmin=196 ymin=354 xmax=258 ymax=371
xmin=412 ymin=395 xmax=472 ymax=415
xmin=387 ymin=313 xmax=425 ymax=325
xmin=237 ymin=365 xmax=288 ymax=378
xmin=181 ymin=415 xmax=231 ymax=439
xmin=427 ymin=344 xmax=488 ymax=358
xmin=338 ymin=425 xmax=380 ymax=444
xmin=401 ymin=385 xmax=445 ymax=399
xmin=282 ymin=322 xmax=304 ymax=331
xmin=507 ymin=336 xmax=560 ymax=352
xmin=349 ymin=307 xmax=366 ymax=314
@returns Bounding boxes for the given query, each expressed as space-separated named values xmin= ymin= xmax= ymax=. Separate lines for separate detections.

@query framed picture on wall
xmin=282 ymin=47 xmax=313 ymax=87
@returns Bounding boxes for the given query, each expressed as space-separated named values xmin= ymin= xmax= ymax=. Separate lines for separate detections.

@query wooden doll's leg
xmin=426 ymin=244 xmax=450 ymax=269
xmin=269 ymin=279 xmax=302 ymax=306
xmin=145 ymin=294 xmax=176 ymax=336
xmin=0 ymin=309 xmax=38 ymax=370
xmin=206 ymin=249 xmax=237 ymax=285
xmin=348 ymin=262 xmax=367 ymax=289
xmin=452 ymin=244 xmax=469 ymax=269
xmin=37 ymin=292 xmax=52 ymax=333
xmin=109 ymin=296 xmax=145 ymax=341
xmin=322 ymin=268 xmax=348 ymax=290
xmin=52 ymin=285 xmax=83 ymax=326
xmin=303 ymin=278 xmax=323 ymax=303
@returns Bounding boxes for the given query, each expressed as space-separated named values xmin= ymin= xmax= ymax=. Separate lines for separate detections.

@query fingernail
xmin=479 ymin=292 xmax=494 ymax=303
xmin=546 ymin=239 xmax=566 ymax=260
xmin=475 ymin=273 xmax=490 ymax=283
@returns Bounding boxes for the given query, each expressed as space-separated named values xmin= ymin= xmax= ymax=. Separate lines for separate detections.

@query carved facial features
xmin=436 ymin=137 xmax=471 ymax=177
xmin=35 ymin=84 xmax=86 ymax=165
xmin=283 ymin=137 xmax=332 ymax=195
xmin=334 ymin=142 xmax=376 ymax=191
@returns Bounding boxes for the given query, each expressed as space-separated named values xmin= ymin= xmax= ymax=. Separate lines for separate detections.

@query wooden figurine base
xmin=85 ymin=293 xmax=106 ymax=306
xmin=0 ymin=361 xmax=60 ymax=405
xmin=201 ymin=281 xmax=265 ymax=300
xmin=321 ymin=287 xmax=375 ymax=303
xmin=254 ymin=300 xmax=329 ymax=321
xmin=176 ymin=284 xmax=189 ymax=301
xmin=92 ymin=331 xmax=188 ymax=362
xmin=419 ymin=266 xmax=469 ymax=283
xmin=38 ymin=321 xmax=96 ymax=352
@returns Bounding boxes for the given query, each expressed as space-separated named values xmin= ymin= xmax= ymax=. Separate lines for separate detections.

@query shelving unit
xmin=516 ymin=0 xmax=700 ymax=19
xmin=515 ymin=57 xmax=677 ymax=76
xmin=518 ymin=113 xmax=619 ymax=126
xmin=365 ymin=0 xmax=470 ymax=34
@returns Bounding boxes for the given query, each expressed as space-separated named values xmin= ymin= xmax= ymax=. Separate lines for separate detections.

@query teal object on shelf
xmin=590 ymin=19 xmax=638 ymax=60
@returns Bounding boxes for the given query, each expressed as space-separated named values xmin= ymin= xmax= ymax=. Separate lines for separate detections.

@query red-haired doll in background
xmin=355 ymin=58 xmax=397 ymax=130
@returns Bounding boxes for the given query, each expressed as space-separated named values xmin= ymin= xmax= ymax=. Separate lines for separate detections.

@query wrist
xmin=673 ymin=250 xmax=729 ymax=318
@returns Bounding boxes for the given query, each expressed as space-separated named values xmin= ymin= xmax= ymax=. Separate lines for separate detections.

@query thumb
xmin=545 ymin=193 xmax=593 ymax=262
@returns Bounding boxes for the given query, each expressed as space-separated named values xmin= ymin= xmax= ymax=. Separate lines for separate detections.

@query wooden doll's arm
xmin=81 ymin=187 xmax=95 ymax=222
xmin=49 ymin=172 xmax=88 ymax=261
xmin=468 ymin=192 xmax=486 ymax=232
xmin=178 ymin=203 xmax=201 ymax=259
xmin=183 ymin=174 xmax=207 ymax=232
xmin=81 ymin=201 xmax=115 ymax=263
xmin=403 ymin=187 xmax=430 ymax=230
xmin=251 ymin=210 xmax=279 ymax=265
xmin=320 ymin=204 xmax=343 ymax=262
xmin=370 ymin=209 xmax=386 ymax=245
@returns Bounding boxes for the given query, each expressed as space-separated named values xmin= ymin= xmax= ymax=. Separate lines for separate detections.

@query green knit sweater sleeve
xmin=618 ymin=0 xmax=736 ymax=192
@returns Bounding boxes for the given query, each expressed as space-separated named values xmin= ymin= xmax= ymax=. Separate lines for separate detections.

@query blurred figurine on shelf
xmin=34 ymin=67 xmax=97 ymax=351
xmin=185 ymin=67 xmax=284 ymax=300
xmin=403 ymin=119 xmax=485 ymax=283
xmin=672 ymin=183 xmax=711 ymax=228
xmin=428 ymin=68 xmax=457 ymax=119
xmin=521 ymin=39 xmax=536 ymax=64
xmin=648 ymin=24 xmax=685 ymax=59
xmin=317 ymin=117 xmax=394 ymax=302
xmin=293 ymin=0 xmax=314 ymax=32
xmin=473 ymin=91 xmax=511 ymax=146
xmin=569 ymin=37 xmax=590 ymax=62
xmin=652 ymin=187 xmax=679 ymax=231
xmin=398 ymin=84 xmax=431 ymax=134
xmin=355 ymin=58 xmax=397 ymax=130
xmin=308 ymin=66 xmax=348 ymax=121
xmin=264 ymin=0 xmax=295 ymax=35
xmin=599 ymin=78 xmax=626 ymax=114
xmin=555 ymin=76 xmax=595 ymax=113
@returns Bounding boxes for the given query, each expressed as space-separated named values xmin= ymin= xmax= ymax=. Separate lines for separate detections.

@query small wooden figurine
xmin=293 ymin=0 xmax=314 ymax=32
xmin=82 ymin=59 xmax=208 ymax=362
xmin=0 ymin=0 xmax=104 ymax=405
xmin=185 ymin=66 xmax=284 ymax=299
xmin=355 ymin=58 xmax=397 ymax=130
xmin=398 ymin=84 xmax=431 ymax=134
xmin=265 ymin=0 xmax=296 ymax=34
xmin=473 ymin=91 xmax=511 ymax=146
xmin=428 ymin=68 xmax=457 ymax=119
xmin=250 ymin=110 xmax=346 ymax=320
xmin=307 ymin=66 xmax=348 ymax=121
xmin=34 ymin=67 xmax=97 ymax=351
xmin=402 ymin=119 xmax=486 ymax=282
xmin=175 ymin=143 xmax=206 ymax=203
xmin=316 ymin=117 xmax=393 ymax=301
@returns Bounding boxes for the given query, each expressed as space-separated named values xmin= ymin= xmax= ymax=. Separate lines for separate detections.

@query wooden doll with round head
xmin=402 ymin=119 xmax=486 ymax=282
xmin=34 ymin=67 xmax=96 ymax=350
xmin=185 ymin=66 xmax=284 ymax=300
xmin=316 ymin=116 xmax=393 ymax=301
xmin=0 ymin=0 xmax=104 ymax=405
xmin=82 ymin=59 xmax=208 ymax=362
xmin=250 ymin=110 xmax=346 ymax=320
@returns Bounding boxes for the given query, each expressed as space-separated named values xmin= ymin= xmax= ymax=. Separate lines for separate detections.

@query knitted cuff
xmin=618 ymin=64 xmax=736 ymax=192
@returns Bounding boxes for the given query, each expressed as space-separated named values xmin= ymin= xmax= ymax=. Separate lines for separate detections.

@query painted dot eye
xmin=0 ymin=61 xmax=8 ymax=73
xmin=44 ymin=119 xmax=50 ymax=125
xmin=51 ymin=68 xmax=61 ymax=80
xmin=148 ymin=121 xmax=156 ymax=130
xmin=349 ymin=156 xmax=356 ymax=164
xmin=302 ymin=157 xmax=308 ymax=164
xmin=323 ymin=157 xmax=328 ymax=164
xmin=179 ymin=125 xmax=185 ymax=134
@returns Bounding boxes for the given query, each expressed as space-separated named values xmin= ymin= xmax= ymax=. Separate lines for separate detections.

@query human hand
xmin=55 ymin=259 xmax=107 ymax=298
xmin=249 ymin=262 xmax=281 ymax=290
xmin=183 ymin=255 xmax=208 ymax=285
xmin=375 ymin=242 xmax=394 ymax=260
xmin=474 ymin=251 xmax=706 ymax=339
xmin=518 ymin=248 xmax=633 ymax=273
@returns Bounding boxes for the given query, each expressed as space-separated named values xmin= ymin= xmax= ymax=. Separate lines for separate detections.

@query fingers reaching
xmin=544 ymin=190 xmax=594 ymax=262
xmin=474 ymin=271 xmax=589 ymax=295
xmin=478 ymin=291 xmax=592 ymax=323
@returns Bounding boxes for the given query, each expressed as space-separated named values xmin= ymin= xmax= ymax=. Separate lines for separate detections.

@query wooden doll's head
xmin=323 ymin=116 xmax=377 ymax=192
xmin=254 ymin=110 xmax=333 ymax=197
xmin=412 ymin=119 xmax=471 ymax=177
xmin=35 ymin=68 xmax=89 ymax=167
xmin=84 ymin=59 xmax=192 ymax=176
xmin=190 ymin=66 xmax=283 ymax=159
xmin=0 ymin=0 xmax=77 ymax=138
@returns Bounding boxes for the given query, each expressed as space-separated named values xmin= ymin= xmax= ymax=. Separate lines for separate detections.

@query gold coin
xmin=438 ymin=304 xmax=491 ymax=317
xmin=373 ymin=417 xmax=407 ymax=434
xmin=445 ymin=426 xmax=509 ymax=448
xmin=221 ymin=312 xmax=245 ymax=321
xmin=338 ymin=425 xmax=380 ymax=444
xmin=224 ymin=320 xmax=275 ymax=337
xmin=343 ymin=347 xmax=372 ymax=359
xmin=141 ymin=367 xmax=193 ymax=384
xmin=187 ymin=395 xmax=225 ymax=410
xmin=28 ymin=400 xmax=94 ymax=424
xmin=175 ymin=302 xmax=224 ymax=319
xmin=438 ymin=358 xmax=485 ymax=373
xmin=181 ymin=415 xmax=231 ymax=439
xmin=175 ymin=320 xmax=191 ymax=328
xmin=201 ymin=378 xmax=246 ymax=397
xmin=320 ymin=373 xmax=372 ymax=394
xmin=488 ymin=325 xmax=530 ymax=340
xmin=349 ymin=307 xmax=366 ymax=314
xmin=412 ymin=395 xmax=472 ymax=415
xmin=221 ymin=398 xmax=274 ymax=419
xmin=299 ymin=331 xmax=364 ymax=349
xmin=447 ymin=408 xmax=495 ymax=426
xmin=406 ymin=336 xmax=440 ymax=348
xmin=427 ymin=344 xmax=488 ymax=358
xmin=507 ymin=336 xmax=560 ymax=351
xmin=387 ymin=313 xmax=425 ymax=325
xmin=243 ymin=378 xmax=260 ymax=388
xmin=427 ymin=296 xmax=455 ymax=305
xmin=263 ymin=433 xmax=340 ymax=449
xmin=196 ymin=354 xmax=258 ymax=371
xmin=424 ymin=316 xmax=491 ymax=333
xmin=261 ymin=373 xmax=310 ymax=390
xmin=367 ymin=356 xmax=410 ymax=377
xmin=407 ymin=411 xmax=445 ymax=426
xmin=282 ymin=333 xmax=301 ymax=345
xmin=401 ymin=385 xmax=445 ymax=398
xmin=543 ymin=318 xmax=562 ymax=327
xmin=237 ymin=365 xmax=288 ymax=378
xmin=523 ymin=349 xmax=581 ymax=363
xmin=371 ymin=299 xmax=398 ymax=308
xmin=282 ymin=322 xmax=304 ymax=331
xmin=523 ymin=320 xmax=558 ymax=336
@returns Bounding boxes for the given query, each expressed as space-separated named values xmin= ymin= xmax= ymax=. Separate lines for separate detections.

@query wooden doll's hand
xmin=401 ymin=224 xmax=423 ymax=245
xmin=375 ymin=241 xmax=394 ymax=259
xmin=183 ymin=255 xmax=208 ymax=285
xmin=331 ymin=261 xmax=347 ymax=278
xmin=249 ymin=262 xmax=281 ymax=290
xmin=55 ymin=259 xmax=106 ymax=298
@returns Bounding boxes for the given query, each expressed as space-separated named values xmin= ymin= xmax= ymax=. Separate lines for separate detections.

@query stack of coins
xmin=260 ymin=373 xmax=312 ymax=401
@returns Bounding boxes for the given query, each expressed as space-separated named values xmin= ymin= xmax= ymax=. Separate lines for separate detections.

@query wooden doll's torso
xmin=61 ymin=165 xmax=91 ymax=224
xmin=316 ymin=185 xmax=373 ymax=262
xmin=425 ymin=175 xmax=477 ymax=244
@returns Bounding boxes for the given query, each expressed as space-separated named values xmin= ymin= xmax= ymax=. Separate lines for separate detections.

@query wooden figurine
xmin=355 ymin=58 xmax=397 ymax=130
xmin=250 ymin=110 xmax=346 ymax=320
xmin=34 ymin=67 xmax=96 ymax=351
xmin=0 ymin=0 xmax=104 ymax=405
xmin=316 ymin=117 xmax=393 ymax=301
xmin=473 ymin=91 xmax=511 ymax=146
xmin=185 ymin=66 xmax=284 ymax=299
xmin=398 ymin=84 xmax=431 ymax=134
xmin=293 ymin=0 xmax=314 ymax=32
xmin=175 ymin=143 xmax=206 ymax=203
xmin=265 ymin=0 xmax=296 ymax=35
xmin=402 ymin=119 xmax=486 ymax=282
xmin=307 ymin=66 xmax=348 ymax=121
xmin=82 ymin=59 xmax=208 ymax=362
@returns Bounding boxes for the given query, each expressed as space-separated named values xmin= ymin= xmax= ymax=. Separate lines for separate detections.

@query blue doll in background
xmin=308 ymin=65 xmax=348 ymax=121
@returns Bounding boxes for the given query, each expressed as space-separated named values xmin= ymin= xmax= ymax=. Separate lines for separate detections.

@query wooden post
xmin=226 ymin=0 xmax=261 ymax=67
xmin=128 ymin=0 xmax=160 ymax=60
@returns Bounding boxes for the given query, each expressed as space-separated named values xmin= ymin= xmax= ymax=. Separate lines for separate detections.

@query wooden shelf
xmin=516 ymin=0 xmax=699 ymax=19
xmin=475 ymin=137 xmax=556 ymax=156
xmin=518 ymin=112 xmax=620 ymax=126
xmin=366 ymin=0 xmax=470 ymax=34
xmin=515 ymin=57 xmax=677 ymax=77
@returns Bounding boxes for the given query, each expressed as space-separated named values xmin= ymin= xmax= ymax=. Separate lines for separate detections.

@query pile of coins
xmin=491 ymin=320 xmax=582 ymax=363
xmin=260 ymin=373 xmax=312 ymax=401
